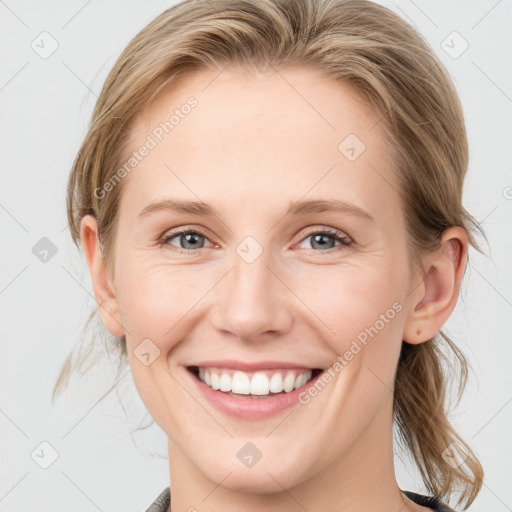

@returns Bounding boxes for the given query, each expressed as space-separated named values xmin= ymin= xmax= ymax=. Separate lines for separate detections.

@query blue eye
xmin=158 ymin=227 xmax=352 ymax=254
xmin=297 ymin=229 xmax=352 ymax=251
xmin=160 ymin=229 xmax=211 ymax=252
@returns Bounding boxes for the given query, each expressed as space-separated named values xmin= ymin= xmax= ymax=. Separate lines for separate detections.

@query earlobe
xmin=403 ymin=227 xmax=468 ymax=344
xmin=80 ymin=215 xmax=125 ymax=337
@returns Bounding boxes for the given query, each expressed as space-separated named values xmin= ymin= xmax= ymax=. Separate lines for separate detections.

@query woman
xmin=53 ymin=0 xmax=486 ymax=510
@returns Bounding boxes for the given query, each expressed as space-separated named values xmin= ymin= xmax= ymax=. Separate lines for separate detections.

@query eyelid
xmin=160 ymin=226 xmax=214 ymax=248
xmin=161 ymin=224 xmax=210 ymax=238
xmin=291 ymin=225 xmax=352 ymax=247
xmin=159 ymin=224 xmax=352 ymax=253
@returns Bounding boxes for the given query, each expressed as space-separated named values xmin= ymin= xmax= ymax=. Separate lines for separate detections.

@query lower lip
xmin=186 ymin=368 xmax=323 ymax=420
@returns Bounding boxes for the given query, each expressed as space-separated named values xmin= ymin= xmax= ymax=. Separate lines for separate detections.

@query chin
xmin=212 ymin=468 xmax=298 ymax=494
xmin=194 ymin=449 xmax=310 ymax=494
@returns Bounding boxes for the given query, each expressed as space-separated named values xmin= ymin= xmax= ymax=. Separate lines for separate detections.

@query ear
xmin=80 ymin=215 xmax=125 ymax=337
xmin=403 ymin=226 xmax=468 ymax=344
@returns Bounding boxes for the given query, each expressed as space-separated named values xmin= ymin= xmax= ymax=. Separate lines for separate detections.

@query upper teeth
xmin=198 ymin=368 xmax=313 ymax=395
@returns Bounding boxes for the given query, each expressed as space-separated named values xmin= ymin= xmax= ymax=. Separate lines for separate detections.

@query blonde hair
xmin=55 ymin=0 xmax=487 ymax=507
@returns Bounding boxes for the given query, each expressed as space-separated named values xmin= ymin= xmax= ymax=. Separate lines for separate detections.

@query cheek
xmin=117 ymin=260 xmax=213 ymax=431
xmin=116 ymin=258 xmax=218 ymax=345
xmin=290 ymin=262 xmax=403 ymax=349
xmin=116 ymin=249 xmax=406 ymax=369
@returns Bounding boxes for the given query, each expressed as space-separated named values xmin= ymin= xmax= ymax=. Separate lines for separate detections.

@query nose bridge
xmin=212 ymin=239 xmax=291 ymax=340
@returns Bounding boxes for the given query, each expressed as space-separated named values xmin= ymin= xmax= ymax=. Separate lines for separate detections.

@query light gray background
xmin=1 ymin=1 xmax=511 ymax=511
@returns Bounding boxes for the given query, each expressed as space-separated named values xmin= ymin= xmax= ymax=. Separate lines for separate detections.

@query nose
xmin=210 ymin=247 xmax=293 ymax=343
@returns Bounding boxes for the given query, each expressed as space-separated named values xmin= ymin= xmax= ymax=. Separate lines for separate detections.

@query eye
xmin=158 ymin=226 xmax=352 ymax=254
xmin=296 ymin=228 xmax=352 ymax=252
xmin=159 ymin=228 xmax=213 ymax=253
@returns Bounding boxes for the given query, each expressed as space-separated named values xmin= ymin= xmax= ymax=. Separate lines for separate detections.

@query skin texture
xmin=80 ymin=66 xmax=468 ymax=512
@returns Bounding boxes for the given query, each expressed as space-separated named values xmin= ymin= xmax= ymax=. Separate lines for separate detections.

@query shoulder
xmin=144 ymin=487 xmax=457 ymax=512
xmin=403 ymin=490 xmax=458 ymax=512
xmin=145 ymin=486 xmax=170 ymax=512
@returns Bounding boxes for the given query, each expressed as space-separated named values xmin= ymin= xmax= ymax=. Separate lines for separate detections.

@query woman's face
xmin=89 ymin=66 xmax=427 ymax=491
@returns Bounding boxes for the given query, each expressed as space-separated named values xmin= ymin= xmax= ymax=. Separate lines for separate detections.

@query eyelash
xmin=158 ymin=227 xmax=352 ymax=255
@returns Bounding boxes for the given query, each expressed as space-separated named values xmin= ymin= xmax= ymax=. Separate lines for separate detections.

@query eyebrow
xmin=138 ymin=199 xmax=220 ymax=218
xmin=286 ymin=199 xmax=374 ymax=221
xmin=138 ymin=198 xmax=374 ymax=222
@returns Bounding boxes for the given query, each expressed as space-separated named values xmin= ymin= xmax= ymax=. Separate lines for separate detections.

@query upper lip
xmin=188 ymin=360 xmax=320 ymax=371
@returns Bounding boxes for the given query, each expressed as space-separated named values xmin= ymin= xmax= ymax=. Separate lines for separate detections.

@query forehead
xmin=120 ymin=65 xmax=400 ymax=224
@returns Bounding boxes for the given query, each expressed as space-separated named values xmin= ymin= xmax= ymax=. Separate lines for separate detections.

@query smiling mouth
xmin=187 ymin=366 xmax=323 ymax=398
